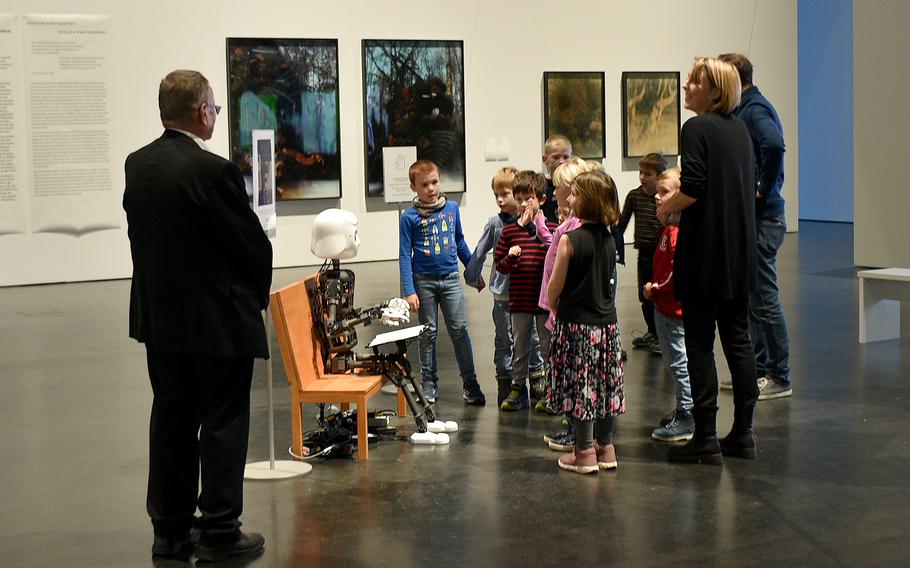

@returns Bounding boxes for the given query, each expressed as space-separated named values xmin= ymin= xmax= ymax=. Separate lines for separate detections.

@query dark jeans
xmin=681 ymin=293 xmax=758 ymax=436
xmin=146 ymin=349 xmax=253 ymax=544
xmin=637 ymin=247 xmax=656 ymax=335
xmin=749 ymin=215 xmax=791 ymax=385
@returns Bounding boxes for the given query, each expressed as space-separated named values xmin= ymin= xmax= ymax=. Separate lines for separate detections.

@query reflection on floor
xmin=0 ymin=221 xmax=908 ymax=567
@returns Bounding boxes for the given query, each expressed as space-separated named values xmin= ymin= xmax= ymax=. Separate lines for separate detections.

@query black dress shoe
xmin=719 ymin=429 xmax=756 ymax=459
xmin=196 ymin=531 xmax=265 ymax=562
xmin=152 ymin=534 xmax=193 ymax=559
xmin=667 ymin=436 xmax=723 ymax=465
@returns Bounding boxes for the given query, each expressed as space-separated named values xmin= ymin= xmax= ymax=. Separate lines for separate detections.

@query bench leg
xmin=397 ymin=388 xmax=407 ymax=417
xmin=356 ymin=396 xmax=368 ymax=461
xmin=291 ymin=398 xmax=304 ymax=459
xmin=860 ymin=277 xmax=901 ymax=343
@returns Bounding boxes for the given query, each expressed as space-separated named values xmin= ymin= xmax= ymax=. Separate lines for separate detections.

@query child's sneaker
xmin=757 ymin=377 xmax=792 ymax=400
xmin=495 ymin=373 xmax=512 ymax=406
xmin=632 ymin=331 xmax=657 ymax=349
xmin=647 ymin=339 xmax=662 ymax=355
xmin=529 ymin=368 xmax=547 ymax=400
xmin=558 ymin=447 xmax=598 ymax=474
xmin=547 ymin=431 xmax=575 ymax=452
xmin=462 ymin=381 xmax=486 ymax=406
xmin=500 ymin=386 xmax=529 ymax=411
xmin=421 ymin=381 xmax=438 ymax=403
xmin=534 ymin=400 xmax=557 ymax=414
xmin=594 ymin=441 xmax=618 ymax=470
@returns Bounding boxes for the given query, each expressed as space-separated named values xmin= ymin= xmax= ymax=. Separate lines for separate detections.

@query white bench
xmin=858 ymin=268 xmax=910 ymax=343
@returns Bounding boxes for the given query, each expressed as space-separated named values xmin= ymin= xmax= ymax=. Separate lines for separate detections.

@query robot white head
xmin=311 ymin=209 xmax=360 ymax=260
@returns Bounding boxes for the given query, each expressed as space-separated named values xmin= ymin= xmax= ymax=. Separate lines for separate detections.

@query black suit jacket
xmin=123 ymin=130 xmax=273 ymax=358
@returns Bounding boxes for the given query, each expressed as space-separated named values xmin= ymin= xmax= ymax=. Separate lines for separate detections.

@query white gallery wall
xmin=854 ymin=1 xmax=909 ymax=268
xmin=0 ymin=0 xmax=798 ymax=287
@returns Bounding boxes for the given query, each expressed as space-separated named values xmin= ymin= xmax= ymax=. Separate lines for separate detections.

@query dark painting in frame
xmin=227 ymin=37 xmax=341 ymax=201
xmin=362 ymin=39 xmax=466 ymax=198
xmin=543 ymin=71 xmax=606 ymax=159
xmin=621 ymin=71 xmax=680 ymax=158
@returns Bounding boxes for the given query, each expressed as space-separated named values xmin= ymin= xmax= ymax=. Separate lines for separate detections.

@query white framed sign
xmin=382 ymin=146 xmax=417 ymax=204
xmin=251 ymin=129 xmax=277 ymax=237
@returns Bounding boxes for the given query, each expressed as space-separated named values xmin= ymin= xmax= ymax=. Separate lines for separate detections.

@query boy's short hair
xmin=552 ymin=157 xmax=596 ymax=189
xmin=658 ymin=166 xmax=681 ymax=183
xmin=638 ymin=153 xmax=668 ymax=174
xmin=718 ymin=52 xmax=753 ymax=87
xmin=543 ymin=135 xmax=572 ymax=155
xmin=687 ymin=57 xmax=742 ymax=114
xmin=512 ymin=170 xmax=547 ymax=200
xmin=571 ymin=171 xmax=620 ymax=226
xmin=408 ymin=159 xmax=438 ymax=184
xmin=491 ymin=166 xmax=519 ymax=191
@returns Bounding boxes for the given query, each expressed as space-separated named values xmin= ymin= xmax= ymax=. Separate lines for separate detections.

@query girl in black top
xmin=546 ymin=171 xmax=624 ymax=474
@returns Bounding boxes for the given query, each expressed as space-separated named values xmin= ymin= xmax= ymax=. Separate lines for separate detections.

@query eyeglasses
xmin=204 ymin=102 xmax=221 ymax=115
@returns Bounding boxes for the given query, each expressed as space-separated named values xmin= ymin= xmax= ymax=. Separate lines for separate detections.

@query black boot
xmin=667 ymin=408 xmax=722 ymax=465
xmin=721 ymin=404 xmax=756 ymax=459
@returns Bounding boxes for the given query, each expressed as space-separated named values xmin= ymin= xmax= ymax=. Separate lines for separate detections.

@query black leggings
xmin=573 ymin=416 xmax=616 ymax=450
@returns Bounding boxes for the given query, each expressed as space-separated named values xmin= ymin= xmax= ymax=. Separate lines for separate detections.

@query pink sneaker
xmin=558 ymin=447 xmax=598 ymax=474
xmin=594 ymin=442 xmax=618 ymax=470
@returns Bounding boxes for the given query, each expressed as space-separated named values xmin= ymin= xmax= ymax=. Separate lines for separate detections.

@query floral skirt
xmin=546 ymin=320 xmax=624 ymax=420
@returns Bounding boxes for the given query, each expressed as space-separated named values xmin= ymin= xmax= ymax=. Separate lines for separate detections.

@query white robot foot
xmin=427 ymin=420 xmax=459 ymax=433
xmin=410 ymin=432 xmax=450 ymax=445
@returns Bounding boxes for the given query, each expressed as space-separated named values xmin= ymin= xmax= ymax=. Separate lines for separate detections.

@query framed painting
xmin=621 ymin=71 xmax=680 ymax=158
xmin=226 ymin=37 xmax=341 ymax=201
xmin=543 ymin=71 xmax=606 ymax=159
xmin=362 ymin=39 xmax=466 ymax=198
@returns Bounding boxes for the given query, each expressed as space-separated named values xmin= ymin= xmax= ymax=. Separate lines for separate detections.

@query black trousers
xmin=636 ymin=247 xmax=656 ymax=334
xmin=681 ymin=293 xmax=758 ymax=436
xmin=146 ymin=349 xmax=253 ymax=543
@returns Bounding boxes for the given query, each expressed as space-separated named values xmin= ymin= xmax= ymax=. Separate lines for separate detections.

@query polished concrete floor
xmin=1 ymin=221 xmax=908 ymax=567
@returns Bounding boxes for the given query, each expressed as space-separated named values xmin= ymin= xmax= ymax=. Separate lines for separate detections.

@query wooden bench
xmin=858 ymin=268 xmax=910 ymax=343
xmin=270 ymin=276 xmax=406 ymax=461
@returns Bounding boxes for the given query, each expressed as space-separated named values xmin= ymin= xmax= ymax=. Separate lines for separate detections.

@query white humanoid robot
xmin=310 ymin=209 xmax=456 ymax=444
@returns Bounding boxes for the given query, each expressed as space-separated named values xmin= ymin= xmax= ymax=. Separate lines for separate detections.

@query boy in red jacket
xmin=643 ymin=168 xmax=694 ymax=442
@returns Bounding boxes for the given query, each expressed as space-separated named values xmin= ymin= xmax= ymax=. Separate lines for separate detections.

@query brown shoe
xmin=594 ymin=442 xmax=618 ymax=470
xmin=558 ymin=446 xmax=598 ymax=474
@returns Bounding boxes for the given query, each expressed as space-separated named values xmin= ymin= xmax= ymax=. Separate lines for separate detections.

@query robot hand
xmin=381 ymin=298 xmax=411 ymax=326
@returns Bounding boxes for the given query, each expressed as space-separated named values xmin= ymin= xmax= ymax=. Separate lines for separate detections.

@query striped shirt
xmin=617 ymin=185 xmax=661 ymax=250
xmin=494 ymin=216 xmax=556 ymax=313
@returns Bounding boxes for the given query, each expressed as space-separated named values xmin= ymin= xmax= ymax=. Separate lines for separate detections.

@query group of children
xmin=398 ymin=135 xmax=693 ymax=474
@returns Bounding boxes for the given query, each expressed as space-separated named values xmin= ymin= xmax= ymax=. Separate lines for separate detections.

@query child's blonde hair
xmin=658 ymin=166 xmax=681 ymax=184
xmin=491 ymin=166 xmax=519 ymax=191
xmin=572 ymin=171 xmax=620 ymax=226
xmin=552 ymin=157 xmax=595 ymax=189
xmin=543 ymin=134 xmax=572 ymax=155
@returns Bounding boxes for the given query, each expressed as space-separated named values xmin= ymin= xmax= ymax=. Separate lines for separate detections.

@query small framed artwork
xmin=621 ymin=71 xmax=680 ymax=158
xmin=543 ymin=71 xmax=606 ymax=160
xmin=362 ymin=39 xmax=466 ymax=198
xmin=226 ymin=37 xmax=341 ymax=200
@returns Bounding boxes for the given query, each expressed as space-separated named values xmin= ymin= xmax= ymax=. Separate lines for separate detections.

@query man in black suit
xmin=123 ymin=70 xmax=272 ymax=562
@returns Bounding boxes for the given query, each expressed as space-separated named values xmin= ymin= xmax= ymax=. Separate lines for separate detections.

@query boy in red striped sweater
xmin=494 ymin=171 xmax=556 ymax=410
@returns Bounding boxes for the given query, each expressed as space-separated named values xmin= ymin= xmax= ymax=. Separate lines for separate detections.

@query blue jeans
xmin=654 ymin=311 xmax=692 ymax=411
xmin=492 ymin=299 xmax=543 ymax=376
xmin=749 ymin=215 xmax=790 ymax=386
xmin=414 ymin=273 xmax=477 ymax=385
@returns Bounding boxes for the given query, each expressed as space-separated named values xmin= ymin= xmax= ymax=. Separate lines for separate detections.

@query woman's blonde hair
xmin=571 ymin=171 xmax=619 ymax=226
xmin=688 ymin=57 xmax=742 ymax=114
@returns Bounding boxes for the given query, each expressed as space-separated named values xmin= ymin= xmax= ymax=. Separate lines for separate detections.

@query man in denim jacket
xmin=720 ymin=53 xmax=791 ymax=401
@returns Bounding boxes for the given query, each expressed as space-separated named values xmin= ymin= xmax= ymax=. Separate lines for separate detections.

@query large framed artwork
xmin=362 ymin=39 xmax=466 ymax=198
xmin=621 ymin=71 xmax=680 ymax=158
xmin=543 ymin=71 xmax=606 ymax=159
xmin=226 ymin=37 xmax=341 ymax=201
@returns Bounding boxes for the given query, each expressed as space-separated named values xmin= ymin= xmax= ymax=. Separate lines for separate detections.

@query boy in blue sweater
xmin=399 ymin=159 xmax=485 ymax=405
